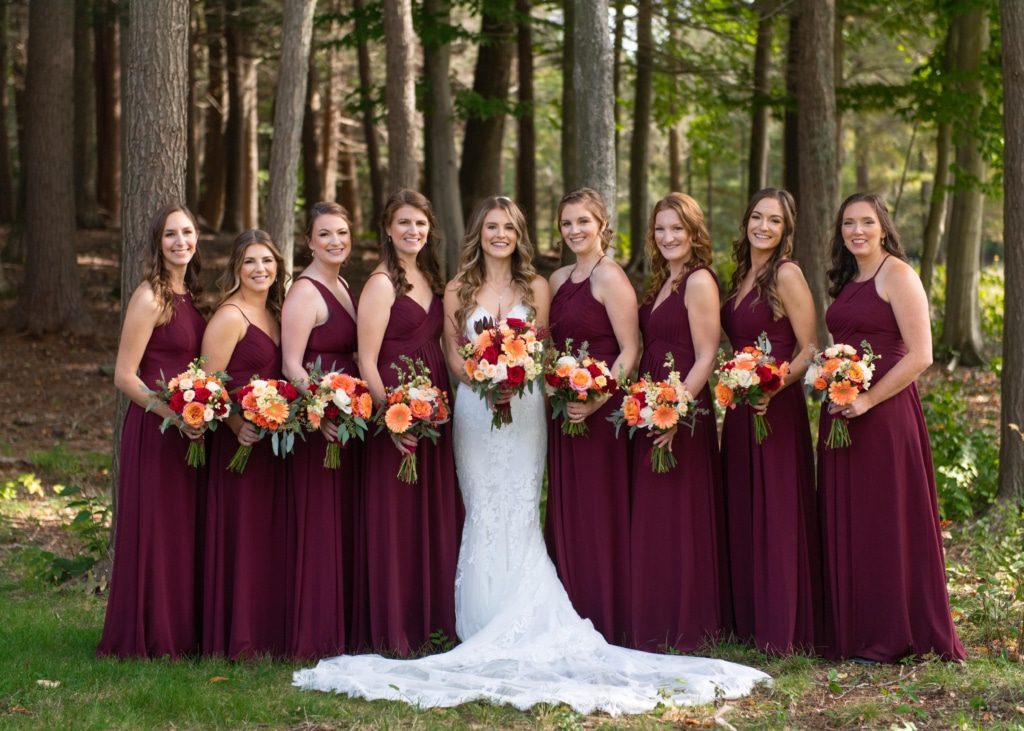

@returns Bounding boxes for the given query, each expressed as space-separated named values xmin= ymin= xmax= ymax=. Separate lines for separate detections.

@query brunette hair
xmin=827 ymin=192 xmax=908 ymax=297
xmin=557 ymin=187 xmax=614 ymax=252
xmin=143 ymin=204 xmax=203 ymax=325
xmin=379 ymin=189 xmax=444 ymax=297
xmin=727 ymin=188 xmax=797 ymax=319
xmin=453 ymin=196 xmax=539 ymax=332
xmin=643 ymin=192 xmax=713 ymax=303
xmin=215 ymin=229 xmax=288 ymax=321
xmin=305 ymin=200 xmax=353 ymax=250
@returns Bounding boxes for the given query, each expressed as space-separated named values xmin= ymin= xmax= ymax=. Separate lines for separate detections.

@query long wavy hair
xmin=215 ymin=229 xmax=288 ymax=321
xmin=305 ymin=200 xmax=353 ymax=258
xmin=827 ymin=192 xmax=908 ymax=297
xmin=557 ymin=187 xmax=614 ymax=253
xmin=143 ymin=204 xmax=203 ymax=325
xmin=727 ymin=188 xmax=797 ymax=320
xmin=379 ymin=189 xmax=444 ymax=297
xmin=453 ymin=197 xmax=539 ymax=332
xmin=643 ymin=192 xmax=713 ymax=304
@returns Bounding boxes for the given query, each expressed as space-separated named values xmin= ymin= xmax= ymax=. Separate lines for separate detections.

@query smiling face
xmin=386 ymin=204 xmax=430 ymax=257
xmin=238 ymin=243 xmax=277 ymax=295
xmin=747 ymin=196 xmax=785 ymax=254
xmin=480 ymin=207 xmax=519 ymax=261
xmin=161 ymin=209 xmax=198 ymax=270
xmin=653 ymin=207 xmax=692 ymax=265
xmin=559 ymin=202 xmax=603 ymax=257
xmin=308 ymin=212 xmax=352 ymax=266
xmin=841 ymin=200 xmax=884 ymax=259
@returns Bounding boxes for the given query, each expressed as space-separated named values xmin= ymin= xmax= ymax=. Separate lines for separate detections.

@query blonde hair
xmin=557 ymin=187 xmax=614 ymax=252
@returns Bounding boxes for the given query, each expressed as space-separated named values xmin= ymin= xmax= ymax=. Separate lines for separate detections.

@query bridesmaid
xmin=354 ymin=189 xmax=462 ymax=655
xmin=281 ymin=201 xmax=360 ymax=659
xmin=201 ymin=230 xmax=288 ymax=659
xmin=630 ymin=192 xmax=727 ymax=652
xmin=546 ymin=187 xmax=640 ymax=645
xmin=818 ymin=193 xmax=964 ymax=662
xmin=98 ymin=204 xmax=206 ymax=658
xmin=720 ymin=188 xmax=821 ymax=654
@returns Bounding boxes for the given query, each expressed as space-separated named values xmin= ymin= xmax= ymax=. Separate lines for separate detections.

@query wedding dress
xmin=293 ymin=306 xmax=770 ymax=715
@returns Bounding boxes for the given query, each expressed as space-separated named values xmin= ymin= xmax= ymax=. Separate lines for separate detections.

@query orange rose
xmin=384 ymin=403 xmax=413 ymax=433
xmin=356 ymin=392 xmax=374 ymax=419
xmin=734 ymin=358 xmax=757 ymax=371
xmin=569 ymin=367 xmax=593 ymax=392
xmin=409 ymin=399 xmax=432 ymax=420
xmin=714 ymin=382 xmax=734 ymax=408
xmin=657 ymin=385 xmax=677 ymax=403
xmin=464 ymin=359 xmax=477 ymax=379
xmin=555 ymin=363 xmax=574 ymax=379
xmin=241 ymin=392 xmax=258 ymax=412
xmin=623 ymin=397 xmax=641 ymax=426
xmin=182 ymin=401 xmax=206 ymax=428
xmin=846 ymin=362 xmax=865 ymax=382
xmin=387 ymin=388 xmax=405 ymax=405
xmin=813 ymin=377 xmax=827 ymax=391
xmin=822 ymin=358 xmax=842 ymax=374
xmin=436 ymin=401 xmax=449 ymax=421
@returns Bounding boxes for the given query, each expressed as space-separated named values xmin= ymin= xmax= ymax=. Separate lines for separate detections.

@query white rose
xmin=179 ymin=378 xmax=194 ymax=390
xmin=639 ymin=406 xmax=654 ymax=426
xmin=735 ymin=369 xmax=753 ymax=388
xmin=207 ymin=382 xmax=221 ymax=393
xmin=203 ymin=407 xmax=215 ymax=422
xmin=183 ymin=389 xmax=196 ymax=403
xmin=556 ymin=355 xmax=577 ymax=368
xmin=332 ymin=390 xmax=353 ymax=414
xmin=494 ymin=363 xmax=508 ymax=382
xmin=408 ymin=386 xmax=429 ymax=401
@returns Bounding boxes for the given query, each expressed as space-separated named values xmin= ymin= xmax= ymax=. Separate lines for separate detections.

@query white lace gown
xmin=293 ymin=307 xmax=770 ymax=715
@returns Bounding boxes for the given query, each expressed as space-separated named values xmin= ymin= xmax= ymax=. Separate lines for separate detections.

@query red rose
xmin=506 ymin=317 xmax=527 ymax=330
xmin=506 ymin=365 xmax=526 ymax=387
xmin=307 ymin=383 xmax=319 ymax=395
xmin=279 ymin=382 xmax=298 ymax=401
xmin=482 ymin=346 xmax=500 ymax=364
xmin=168 ymin=391 xmax=186 ymax=413
xmin=237 ymin=385 xmax=253 ymax=400
xmin=545 ymin=373 xmax=561 ymax=388
xmin=756 ymin=365 xmax=781 ymax=392
xmin=634 ymin=391 xmax=646 ymax=408
xmin=325 ymin=404 xmax=340 ymax=420
xmin=587 ymin=362 xmax=602 ymax=377
xmin=192 ymin=386 xmax=211 ymax=404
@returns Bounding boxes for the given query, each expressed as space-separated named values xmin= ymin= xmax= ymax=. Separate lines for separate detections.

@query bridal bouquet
xmin=714 ymin=332 xmax=790 ymax=444
xmin=804 ymin=340 xmax=879 ymax=448
xmin=375 ymin=356 xmax=451 ymax=484
xmin=457 ymin=316 xmax=547 ymax=429
xmin=609 ymin=354 xmax=703 ymax=473
xmin=544 ymin=339 xmax=617 ymax=437
xmin=146 ymin=357 xmax=231 ymax=467
xmin=301 ymin=358 xmax=374 ymax=468
xmin=227 ymin=375 xmax=303 ymax=473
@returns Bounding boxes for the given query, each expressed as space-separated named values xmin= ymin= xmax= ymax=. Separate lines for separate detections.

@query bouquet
xmin=374 ymin=356 xmax=451 ymax=484
xmin=544 ymin=339 xmax=617 ymax=437
xmin=457 ymin=316 xmax=547 ymax=429
xmin=609 ymin=354 xmax=703 ymax=473
xmin=714 ymin=332 xmax=791 ymax=444
xmin=146 ymin=357 xmax=231 ymax=467
xmin=804 ymin=340 xmax=879 ymax=448
xmin=301 ymin=359 xmax=374 ymax=468
xmin=227 ymin=375 xmax=303 ymax=473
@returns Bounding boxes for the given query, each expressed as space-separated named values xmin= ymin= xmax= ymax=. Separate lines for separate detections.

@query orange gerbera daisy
xmin=503 ymin=337 xmax=528 ymax=360
xmin=263 ymin=400 xmax=289 ymax=424
xmin=474 ymin=331 xmax=493 ymax=350
xmin=182 ymin=401 xmax=206 ymax=428
xmin=385 ymin=403 xmax=413 ymax=433
xmin=623 ymin=397 xmax=641 ymax=426
xmin=714 ymin=382 xmax=734 ymax=408
xmin=307 ymin=411 xmax=322 ymax=429
xmin=828 ymin=379 xmax=859 ymax=406
xmin=652 ymin=405 xmax=679 ymax=430
xmin=409 ymin=399 xmax=432 ymax=420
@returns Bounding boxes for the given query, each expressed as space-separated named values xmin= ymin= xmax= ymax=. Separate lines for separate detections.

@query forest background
xmin=0 ymin=0 xmax=1023 ymax=728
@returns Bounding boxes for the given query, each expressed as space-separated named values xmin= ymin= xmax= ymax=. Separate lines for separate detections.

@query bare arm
xmin=529 ymin=275 xmax=551 ymax=329
xmin=776 ymin=262 xmax=817 ymax=389
xmin=114 ymin=284 xmax=172 ymax=414
xmin=442 ymin=279 xmax=469 ymax=385
xmin=201 ymin=306 xmax=255 ymax=443
xmin=356 ymin=271 xmax=397 ymax=405
xmin=281 ymin=278 xmax=329 ymax=387
xmin=681 ymin=269 xmax=721 ymax=396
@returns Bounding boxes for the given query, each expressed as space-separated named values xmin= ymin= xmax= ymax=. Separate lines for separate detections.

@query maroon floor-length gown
xmin=629 ymin=267 xmax=728 ymax=652
xmin=546 ymin=265 xmax=631 ymax=646
xmin=202 ymin=314 xmax=288 ymax=659
xmin=720 ymin=263 xmax=821 ymax=654
xmin=818 ymin=257 xmax=965 ymax=662
xmin=285 ymin=277 xmax=361 ymax=659
xmin=352 ymin=290 xmax=461 ymax=656
xmin=98 ymin=293 xmax=206 ymax=658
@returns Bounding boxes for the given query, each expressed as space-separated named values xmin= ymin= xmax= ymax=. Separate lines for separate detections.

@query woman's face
xmin=746 ymin=196 xmax=785 ymax=254
xmin=559 ymin=202 xmax=603 ymax=257
xmin=386 ymin=204 xmax=430 ymax=257
xmin=238 ymin=243 xmax=277 ymax=295
xmin=841 ymin=201 xmax=884 ymax=259
xmin=161 ymin=210 xmax=198 ymax=269
xmin=653 ymin=207 xmax=692 ymax=265
xmin=309 ymin=213 xmax=352 ymax=266
xmin=480 ymin=207 xmax=519 ymax=261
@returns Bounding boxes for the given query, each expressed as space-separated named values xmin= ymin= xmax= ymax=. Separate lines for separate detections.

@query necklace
xmin=484 ymin=277 xmax=514 ymax=319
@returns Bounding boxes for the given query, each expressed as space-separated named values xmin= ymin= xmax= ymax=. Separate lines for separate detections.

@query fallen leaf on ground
xmin=36 ymin=679 xmax=60 ymax=689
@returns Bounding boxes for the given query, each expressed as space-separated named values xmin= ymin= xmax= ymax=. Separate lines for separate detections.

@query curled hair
xmin=305 ymin=200 xmax=353 ymax=250
xmin=379 ymin=189 xmax=444 ymax=297
xmin=143 ymin=204 xmax=203 ymax=325
xmin=557 ymin=187 xmax=614 ymax=253
xmin=728 ymin=188 xmax=797 ymax=320
xmin=827 ymin=192 xmax=908 ymax=298
xmin=215 ymin=229 xmax=288 ymax=321
xmin=453 ymin=197 xmax=539 ymax=332
xmin=643 ymin=192 xmax=713 ymax=303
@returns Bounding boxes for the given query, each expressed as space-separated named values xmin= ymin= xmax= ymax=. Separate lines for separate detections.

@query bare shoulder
xmin=880 ymin=257 xmax=923 ymax=293
xmin=359 ymin=268 xmax=398 ymax=305
xmin=285 ymin=276 xmax=321 ymax=302
xmin=126 ymin=281 xmax=161 ymax=319
xmin=529 ymin=273 xmax=551 ymax=300
xmin=208 ymin=301 xmax=247 ymax=330
xmin=592 ymin=257 xmax=630 ymax=286
xmin=776 ymin=260 xmax=811 ymax=291
xmin=445 ymin=275 xmax=464 ymax=295
xmin=685 ymin=267 xmax=718 ymax=294
xmin=549 ymin=264 xmax=573 ymax=290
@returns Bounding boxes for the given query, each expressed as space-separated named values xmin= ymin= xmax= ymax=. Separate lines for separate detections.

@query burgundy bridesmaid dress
xmin=352 ymin=292 xmax=462 ymax=655
xmin=202 ymin=312 xmax=288 ymax=659
xmin=98 ymin=293 xmax=206 ymax=658
xmin=629 ymin=267 xmax=728 ymax=652
xmin=546 ymin=265 xmax=631 ymax=645
xmin=818 ymin=257 xmax=965 ymax=662
xmin=285 ymin=277 xmax=361 ymax=659
xmin=720 ymin=262 xmax=821 ymax=654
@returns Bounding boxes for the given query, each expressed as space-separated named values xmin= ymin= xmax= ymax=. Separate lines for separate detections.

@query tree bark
xmin=422 ymin=0 xmax=464 ymax=279
xmin=266 ymin=0 xmax=317 ymax=279
xmin=338 ymin=147 xmax=362 ymax=231
xmin=669 ymin=125 xmax=683 ymax=192
xmin=354 ymin=0 xmax=384 ymax=226
xmin=748 ymin=0 xmax=773 ymax=199
xmin=516 ymin=0 xmax=537 ymax=247
xmin=612 ymin=0 xmax=624 ymax=178
xmin=627 ymin=0 xmax=653 ymax=270
xmin=383 ymin=0 xmax=418 ymax=192
xmin=559 ymin=0 xmax=578 ymax=264
xmin=185 ymin=5 xmax=202 ymax=213
xmin=199 ymin=0 xmax=227 ymax=230
xmin=94 ymin=0 xmax=121 ymax=222
xmin=793 ymin=0 xmax=835 ymax=348
xmin=223 ymin=0 xmax=259 ymax=231
xmin=321 ymin=14 xmax=343 ymax=202
xmin=1000 ymin=0 xmax=1024 ymax=503
xmin=782 ymin=10 xmax=800 ymax=204
xmin=941 ymin=8 xmax=989 ymax=366
xmin=0 ymin=0 xmax=15 ymax=225
xmin=302 ymin=47 xmax=324 ymax=207
xmin=74 ymin=0 xmax=103 ymax=228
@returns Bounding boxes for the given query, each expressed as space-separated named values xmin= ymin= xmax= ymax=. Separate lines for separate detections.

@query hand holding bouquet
xmin=609 ymin=354 xmax=703 ymax=473
xmin=146 ymin=357 xmax=231 ymax=467
xmin=804 ymin=340 xmax=879 ymax=448
xmin=227 ymin=375 xmax=303 ymax=473
xmin=544 ymin=339 xmax=617 ymax=437
xmin=375 ymin=356 xmax=451 ymax=484
xmin=457 ymin=316 xmax=547 ymax=429
xmin=302 ymin=358 xmax=374 ymax=468
xmin=714 ymin=332 xmax=790 ymax=444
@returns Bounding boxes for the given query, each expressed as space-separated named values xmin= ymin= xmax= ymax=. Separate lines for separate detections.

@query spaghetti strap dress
xmin=817 ymin=258 xmax=965 ymax=661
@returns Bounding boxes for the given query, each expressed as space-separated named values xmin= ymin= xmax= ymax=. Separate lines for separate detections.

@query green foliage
xmin=1 ymin=473 xmax=44 ymax=501
xmin=29 ymin=444 xmax=111 ymax=482
xmin=928 ymin=264 xmax=1004 ymax=363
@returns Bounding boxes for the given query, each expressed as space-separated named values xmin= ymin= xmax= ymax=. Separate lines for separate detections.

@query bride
xmin=293 ymin=197 xmax=769 ymax=715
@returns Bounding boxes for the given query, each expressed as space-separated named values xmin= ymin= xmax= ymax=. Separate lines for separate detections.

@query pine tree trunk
xmin=338 ymin=148 xmax=362 ymax=231
xmin=199 ymin=0 xmax=227 ymax=231
xmin=669 ymin=125 xmax=682 ymax=192
xmin=782 ymin=10 xmax=800 ymax=204
xmin=74 ymin=0 xmax=102 ymax=228
xmin=559 ymin=0 xmax=578 ymax=264
xmin=354 ymin=0 xmax=384 ymax=226
xmin=748 ymin=0 xmax=773 ymax=199
xmin=302 ymin=48 xmax=324 ymax=207
xmin=94 ymin=0 xmax=121 ymax=222
xmin=185 ymin=6 xmax=202 ymax=213
xmin=515 ymin=0 xmax=537 ymax=247
xmin=384 ymin=0 xmax=418 ymax=192
xmin=266 ymin=0 xmax=317 ymax=279
xmin=1000 ymin=0 xmax=1024 ymax=503
xmin=0 ymin=0 xmax=15 ymax=224
xmin=627 ymin=0 xmax=652 ymax=270
xmin=321 ymin=17 xmax=342 ymax=202
xmin=612 ymin=0 xmax=624 ymax=179
xmin=223 ymin=0 xmax=258 ymax=231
